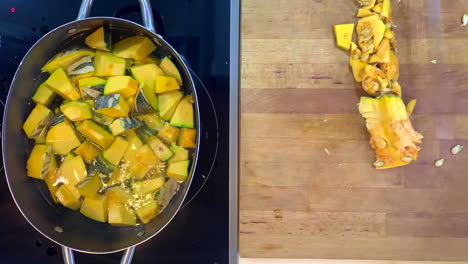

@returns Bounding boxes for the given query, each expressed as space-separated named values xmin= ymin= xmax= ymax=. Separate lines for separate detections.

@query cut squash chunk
xmin=357 ymin=8 xmax=374 ymax=17
xmin=80 ymin=195 xmax=108 ymax=223
xmin=78 ymin=77 xmax=106 ymax=99
xmin=60 ymin=101 xmax=93 ymax=121
xmin=45 ymin=68 xmax=81 ymax=101
xmin=94 ymin=94 xmax=129 ymax=118
xmin=158 ymin=90 xmax=183 ymax=121
xmin=104 ymin=76 xmax=138 ymax=98
xmin=107 ymin=166 xmax=134 ymax=186
xmin=26 ymin=144 xmax=52 ymax=179
xmin=103 ymin=137 xmax=129 ymax=166
xmin=92 ymin=111 xmax=114 ymax=126
xmin=56 ymin=184 xmax=82 ymax=211
xmin=178 ymin=128 xmax=196 ymax=148
xmin=76 ymin=173 xmax=103 ymax=198
xmin=76 ymin=120 xmax=115 ymax=149
xmin=167 ymin=160 xmax=190 ymax=181
xmin=32 ymin=82 xmax=56 ymax=106
xmin=159 ymin=57 xmax=183 ymax=85
xmin=135 ymin=144 xmax=158 ymax=166
xmin=85 ymin=26 xmax=111 ymax=51
xmin=67 ymin=56 xmax=94 ymax=78
xmin=42 ymin=48 xmax=95 ymax=73
xmin=74 ymin=140 xmax=100 ymax=164
xmin=107 ymin=186 xmax=133 ymax=204
xmin=128 ymin=161 xmax=153 ymax=179
xmin=155 ymin=75 xmax=180 ymax=93
xmin=44 ymin=156 xmax=59 ymax=203
xmin=113 ymin=36 xmax=156 ymax=60
xmin=334 ymin=24 xmax=355 ymax=50
xmin=147 ymin=136 xmax=174 ymax=161
xmin=55 ymin=155 xmax=87 ymax=186
xmin=91 ymin=154 xmax=116 ymax=175
xmin=359 ymin=95 xmax=423 ymax=169
xmin=93 ymin=51 xmax=126 ymax=77
xmin=122 ymin=131 xmax=144 ymax=165
xmin=46 ymin=120 xmax=81 ymax=155
xmin=168 ymin=144 xmax=189 ymax=164
xmin=132 ymin=177 xmax=165 ymax=195
xmin=108 ymin=203 xmax=137 ymax=226
xmin=132 ymin=83 xmax=157 ymax=116
xmin=134 ymin=199 xmax=160 ymax=224
xmin=157 ymin=122 xmax=180 ymax=145
xmin=109 ymin=117 xmax=142 ymax=136
xmin=136 ymin=113 xmax=165 ymax=131
xmin=23 ymin=104 xmax=53 ymax=140
xmin=130 ymin=63 xmax=164 ymax=90
xmin=134 ymin=56 xmax=160 ymax=65
xmin=170 ymin=96 xmax=194 ymax=128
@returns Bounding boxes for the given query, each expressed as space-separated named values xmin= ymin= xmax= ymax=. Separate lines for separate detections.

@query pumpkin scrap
xmin=356 ymin=15 xmax=386 ymax=54
xmin=359 ymin=95 xmax=423 ymax=169
xmin=334 ymin=24 xmax=355 ymax=50
xmin=355 ymin=0 xmax=376 ymax=9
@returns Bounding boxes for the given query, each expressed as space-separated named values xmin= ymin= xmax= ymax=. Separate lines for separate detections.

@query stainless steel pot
xmin=2 ymin=0 xmax=201 ymax=263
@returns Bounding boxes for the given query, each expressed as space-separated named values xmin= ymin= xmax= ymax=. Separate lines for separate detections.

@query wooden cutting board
xmin=239 ymin=0 xmax=468 ymax=261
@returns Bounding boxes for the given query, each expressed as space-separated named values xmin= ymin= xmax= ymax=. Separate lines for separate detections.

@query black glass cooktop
xmin=0 ymin=0 xmax=237 ymax=263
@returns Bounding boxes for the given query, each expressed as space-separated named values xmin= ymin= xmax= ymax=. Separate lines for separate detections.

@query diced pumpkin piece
xmin=32 ymin=82 xmax=56 ymax=106
xmin=104 ymin=76 xmax=138 ymax=98
xmin=358 ymin=95 xmax=423 ymax=169
xmin=167 ymin=160 xmax=190 ymax=181
xmin=55 ymin=155 xmax=87 ymax=186
xmin=369 ymin=38 xmax=391 ymax=64
xmin=23 ymin=104 xmax=53 ymax=140
xmin=356 ymin=15 xmax=386 ymax=53
xmin=159 ymin=57 xmax=183 ymax=85
xmin=132 ymin=177 xmax=165 ymax=195
xmin=91 ymin=154 xmax=116 ymax=175
xmin=126 ymin=96 xmax=136 ymax=111
xmin=45 ymin=68 xmax=81 ymax=101
xmin=130 ymin=63 xmax=164 ymax=93
xmin=134 ymin=199 xmax=160 ymax=224
xmin=132 ymin=83 xmax=157 ymax=115
xmin=158 ymin=90 xmax=183 ymax=121
xmin=103 ymin=137 xmax=129 ymax=166
xmin=157 ymin=122 xmax=180 ymax=144
xmin=135 ymin=125 xmax=157 ymax=143
xmin=80 ymin=195 xmax=108 ymax=223
xmin=108 ymin=203 xmax=137 ymax=226
xmin=74 ymin=140 xmax=100 ymax=164
xmin=35 ymin=127 xmax=48 ymax=144
xmin=85 ymin=26 xmax=111 ymax=51
xmin=41 ymin=48 xmax=95 ymax=73
xmin=107 ymin=186 xmax=133 ymax=204
xmin=46 ymin=121 xmax=81 ymax=155
xmin=156 ymin=178 xmax=179 ymax=208
xmin=168 ymin=144 xmax=189 ymax=164
xmin=135 ymin=145 xmax=158 ymax=166
xmin=56 ymin=184 xmax=82 ymax=210
xmin=60 ymin=101 xmax=93 ymax=121
xmin=109 ymin=117 xmax=142 ymax=136
xmin=333 ymin=23 xmax=355 ymax=50
xmin=381 ymin=0 xmax=392 ymax=22
xmin=406 ymin=99 xmax=417 ymax=116
xmin=147 ymin=136 xmax=174 ymax=161
xmin=136 ymin=113 xmax=165 ymax=131
xmin=134 ymin=56 xmax=160 ymax=65
xmin=170 ymin=96 xmax=194 ymax=128
xmin=92 ymin=110 xmax=114 ymax=126
xmin=95 ymin=94 xmax=129 ymax=118
xmin=76 ymin=120 xmax=115 ymax=149
xmin=155 ymin=75 xmax=180 ymax=93
xmin=44 ymin=155 xmax=59 ymax=203
xmin=122 ymin=131 xmax=144 ymax=164
xmin=178 ymin=128 xmax=196 ymax=148
xmin=27 ymin=144 xmax=52 ymax=179
xmin=67 ymin=56 xmax=94 ymax=78
xmin=128 ymin=161 xmax=153 ymax=179
xmin=78 ymin=77 xmax=106 ymax=99
xmin=93 ymin=51 xmax=126 ymax=77
xmin=113 ymin=36 xmax=156 ymax=60
xmin=357 ymin=8 xmax=374 ymax=17
xmin=76 ymin=173 xmax=103 ymax=198
xmin=107 ymin=166 xmax=134 ymax=186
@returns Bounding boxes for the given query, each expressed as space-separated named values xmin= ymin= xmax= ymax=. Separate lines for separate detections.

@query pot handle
xmin=76 ymin=0 xmax=156 ymax=33
xmin=62 ymin=246 xmax=135 ymax=264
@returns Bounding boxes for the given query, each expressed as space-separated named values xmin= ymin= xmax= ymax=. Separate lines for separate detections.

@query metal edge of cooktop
xmin=229 ymin=0 xmax=240 ymax=263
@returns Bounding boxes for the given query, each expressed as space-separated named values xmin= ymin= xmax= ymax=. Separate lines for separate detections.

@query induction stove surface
xmin=0 ymin=0 xmax=238 ymax=263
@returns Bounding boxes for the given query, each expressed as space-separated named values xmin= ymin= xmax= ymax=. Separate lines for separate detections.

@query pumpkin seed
xmin=373 ymin=160 xmax=385 ymax=168
xmin=451 ymin=144 xmax=463 ymax=155
xmin=360 ymin=27 xmax=372 ymax=36
xmin=401 ymin=156 xmax=413 ymax=162
xmin=434 ymin=158 xmax=444 ymax=167
xmin=54 ymin=226 xmax=64 ymax=233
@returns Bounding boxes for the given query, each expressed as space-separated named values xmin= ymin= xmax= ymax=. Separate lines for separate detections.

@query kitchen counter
xmin=239 ymin=0 xmax=468 ymax=261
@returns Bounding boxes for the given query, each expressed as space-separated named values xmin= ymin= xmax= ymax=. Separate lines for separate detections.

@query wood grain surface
xmin=239 ymin=0 xmax=468 ymax=260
